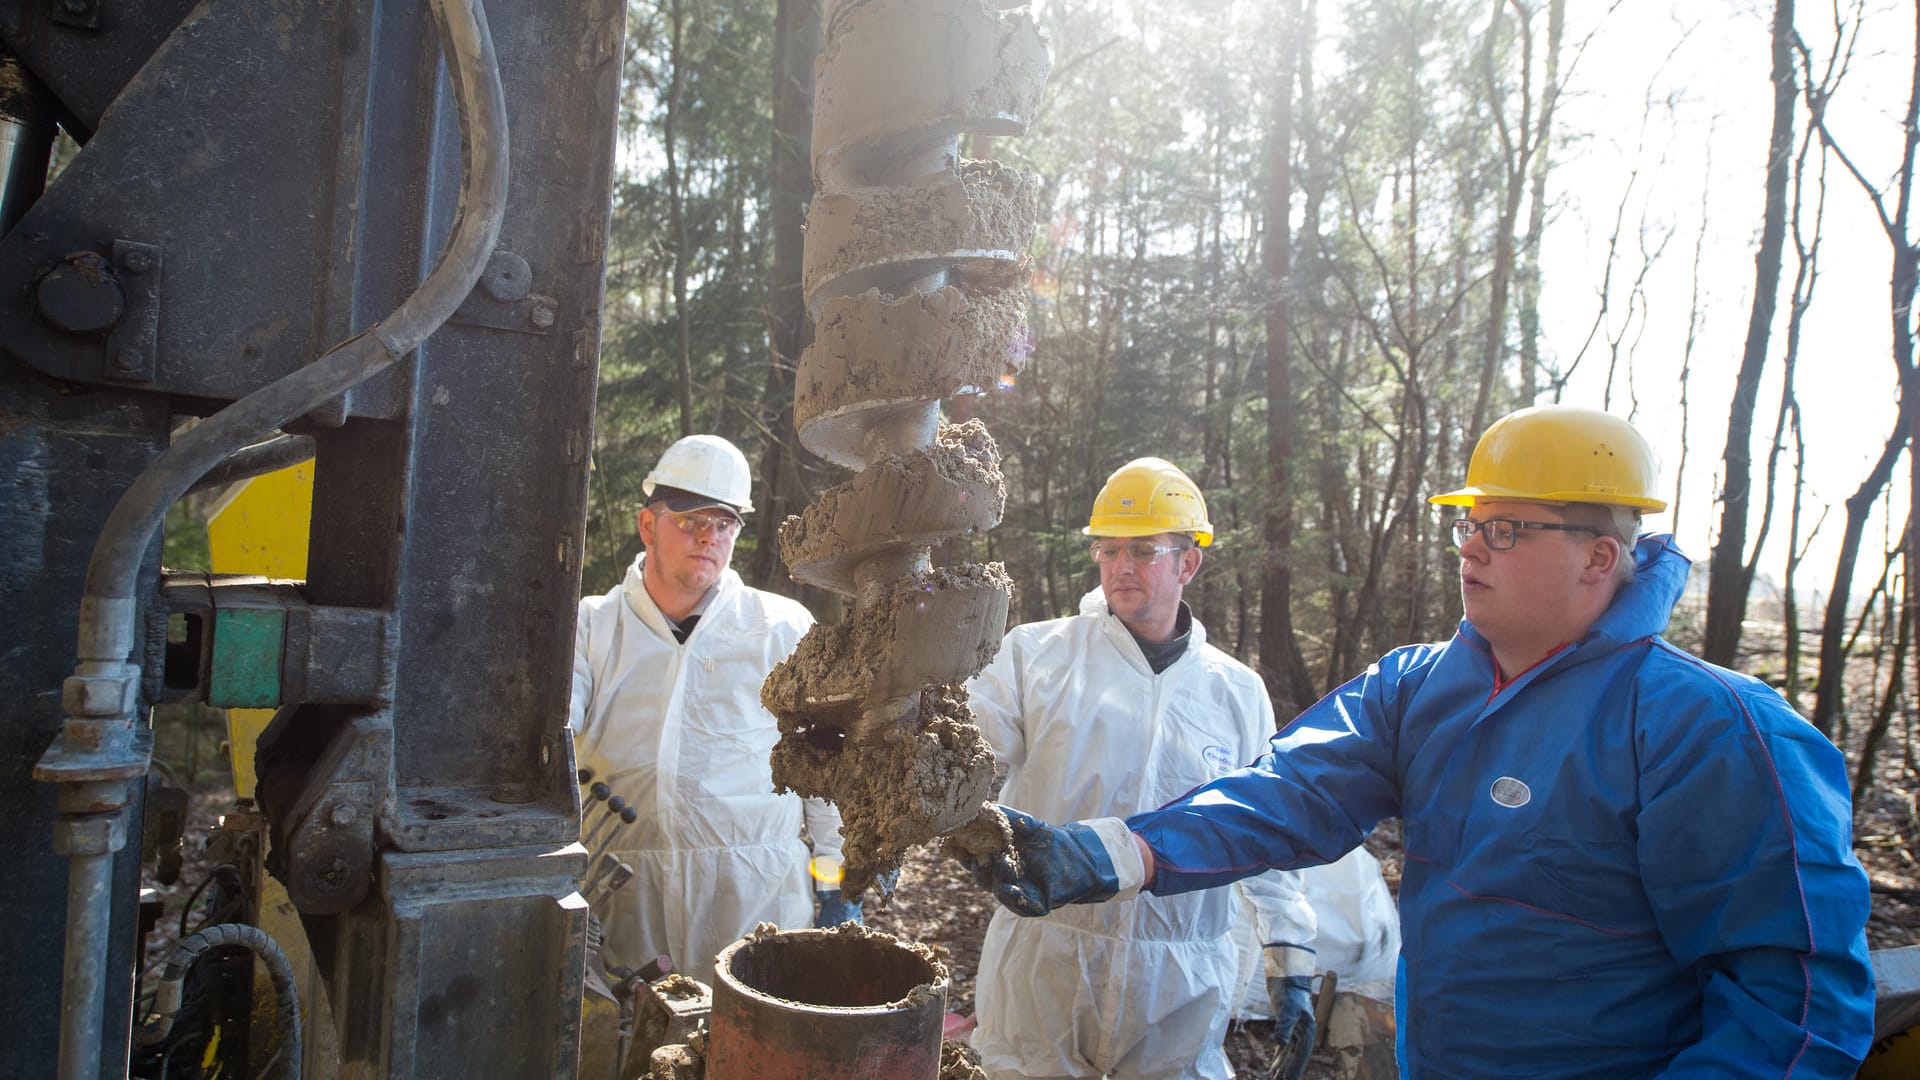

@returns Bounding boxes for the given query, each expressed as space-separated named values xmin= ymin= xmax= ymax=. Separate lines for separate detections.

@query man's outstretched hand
xmin=955 ymin=806 xmax=1121 ymax=917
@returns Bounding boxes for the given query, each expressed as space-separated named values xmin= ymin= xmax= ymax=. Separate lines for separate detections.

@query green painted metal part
xmin=209 ymin=608 xmax=284 ymax=708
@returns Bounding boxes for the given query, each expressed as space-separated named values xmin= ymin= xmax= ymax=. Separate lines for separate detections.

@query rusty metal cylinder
xmin=705 ymin=928 xmax=947 ymax=1080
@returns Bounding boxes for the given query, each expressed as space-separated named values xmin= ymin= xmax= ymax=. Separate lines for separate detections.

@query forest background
xmin=576 ymin=0 xmax=1920 ymax=793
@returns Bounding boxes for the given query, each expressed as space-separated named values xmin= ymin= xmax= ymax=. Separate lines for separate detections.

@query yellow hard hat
xmin=1430 ymin=405 xmax=1667 ymax=511
xmin=1084 ymin=457 xmax=1214 ymax=546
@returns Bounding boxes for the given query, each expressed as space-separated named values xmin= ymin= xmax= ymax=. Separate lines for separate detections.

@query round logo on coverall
xmin=1489 ymin=776 xmax=1531 ymax=808
xmin=1202 ymin=745 xmax=1236 ymax=776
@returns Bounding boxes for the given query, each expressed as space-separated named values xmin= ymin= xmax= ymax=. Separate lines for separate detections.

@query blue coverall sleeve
xmin=1127 ymin=646 xmax=1429 ymax=896
xmin=1635 ymin=658 xmax=1874 ymax=1078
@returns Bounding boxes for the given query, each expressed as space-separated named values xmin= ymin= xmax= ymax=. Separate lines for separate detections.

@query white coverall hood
xmin=965 ymin=598 xmax=1314 ymax=1080
xmin=570 ymin=554 xmax=842 ymax=982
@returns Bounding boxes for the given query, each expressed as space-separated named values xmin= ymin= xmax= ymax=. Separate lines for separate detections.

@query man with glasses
xmin=962 ymin=457 xmax=1325 ymax=1080
xmin=569 ymin=434 xmax=852 ymax=985
xmin=962 ymin=406 xmax=1874 ymax=1078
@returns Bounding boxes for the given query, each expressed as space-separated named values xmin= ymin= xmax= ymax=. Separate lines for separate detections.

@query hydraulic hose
xmin=77 ymin=0 xmax=509 ymax=656
xmin=135 ymin=922 xmax=303 ymax=1080
xmin=185 ymin=433 xmax=318 ymax=495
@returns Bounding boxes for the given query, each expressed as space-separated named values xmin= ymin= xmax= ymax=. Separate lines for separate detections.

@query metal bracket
xmin=160 ymin=575 xmax=393 ymax=708
xmin=449 ymin=290 xmax=558 ymax=336
xmin=103 ymin=240 xmax=161 ymax=383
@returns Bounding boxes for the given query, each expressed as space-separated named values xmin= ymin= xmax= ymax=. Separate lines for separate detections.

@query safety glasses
xmin=1089 ymin=539 xmax=1193 ymax=565
xmin=663 ymin=509 xmax=742 ymax=540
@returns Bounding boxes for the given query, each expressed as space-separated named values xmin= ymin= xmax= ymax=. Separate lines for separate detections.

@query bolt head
xmin=329 ymin=803 xmax=358 ymax=827
xmin=113 ymin=348 xmax=145 ymax=374
xmin=62 ymin=0 xmax=88 ymax=13
xmin=481 ymin=250 xmax=534 ymax=302
xmin=529 ymin=302 xmax=557 ymax=330
xmin=35 ymin=256 xmax=124 ymax=335
xmin=121 ymin=250 xmax=154 ymax=274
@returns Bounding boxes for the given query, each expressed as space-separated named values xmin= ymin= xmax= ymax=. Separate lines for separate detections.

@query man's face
xmin=637 ymin=505 xmax=740 ymax=599
xmin=1097 ymin=532 xmax=1201 ymax=637
xmin=1455 ymin=499 xmax=1600 ymax=649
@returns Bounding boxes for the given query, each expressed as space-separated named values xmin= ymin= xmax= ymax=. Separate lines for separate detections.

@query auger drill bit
xmin=763 ymin=0 xmax=1050 ymax=898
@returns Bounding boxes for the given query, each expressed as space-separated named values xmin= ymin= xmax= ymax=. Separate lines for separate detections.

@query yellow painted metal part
xmin=1860 ymin=1024 xmax=1920 ymax=1079
xmin=207 ymin=463 xmax=313 ymax=800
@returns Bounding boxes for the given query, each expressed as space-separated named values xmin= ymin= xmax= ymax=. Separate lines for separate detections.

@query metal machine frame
xmin=1 ymin=0 xmax=621 ymax=1073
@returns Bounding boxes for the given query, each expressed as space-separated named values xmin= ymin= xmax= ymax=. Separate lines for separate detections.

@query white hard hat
xmin=643 ymin=434 xmax=755 ymax=514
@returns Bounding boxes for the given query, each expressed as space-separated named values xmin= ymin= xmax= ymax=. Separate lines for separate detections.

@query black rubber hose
xmin=135 ymin=923 xmax=302 ymax=1080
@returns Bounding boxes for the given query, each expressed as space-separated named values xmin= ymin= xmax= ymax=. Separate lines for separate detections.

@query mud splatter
xmin=778 ymin=422 xmax=1007 ymax=593
xmin=940 ymin=1039 xmax=991 ymax=1080
xmin=770 ymin=686 xmax=998 ymax=898
xmin=802 ymin=160 xmax=1041 ymax=308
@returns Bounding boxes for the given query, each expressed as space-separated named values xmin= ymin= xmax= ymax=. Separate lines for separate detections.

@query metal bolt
xmin=62 ymin=0 xmax=88 ymax=13
xmin=329 ymin=803 xmax=358 ymax=827
xmin=35 ymin=254 xmax=124 ymax=335
xmin=481 ymin=250 xmax=533 ymax=302
xmin=113 ymin=348 xmax=144 ymax=374
xmin=121 ymin=250 xmax=153 ymax=274
xmin=529 ymin=302 xmax=557 ymax=330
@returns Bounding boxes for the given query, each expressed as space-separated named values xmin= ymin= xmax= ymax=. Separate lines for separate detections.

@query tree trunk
xmin=665 ymin=0 xmax=695 ymax=436
xmin=1854 ymin=567 xmax=1911 ymax=812
xmin=749 ymin=0 xmax=826 ymax=599
xmin=1811 ymin=428 xmax=1906 ymax=736
xmin=1703 ymin=0 xmax=1796 ymax=665
xmin=1515 ymin=0 xmax=1563 ymax=403
xmin=1259 ymin=0 xmax=1318 ymax=716
xmin=1471 ymin=0 xmax=1532 ymax=438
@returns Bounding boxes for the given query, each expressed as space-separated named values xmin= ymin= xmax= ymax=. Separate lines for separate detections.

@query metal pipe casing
xmin=57 ymin=850 xmax=115 ymax=1080
xmin=706 ymin=928 xmax=946 ymax=1080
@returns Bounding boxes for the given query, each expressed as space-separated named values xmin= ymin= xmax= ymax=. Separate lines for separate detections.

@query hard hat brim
xmin=1428 ymin=485 xmax=1667 ymax=512
xmin=648 ymin=487 xmax=749 ymax=518
xmin=1082 ymin=523 xmax=1213 ymax=547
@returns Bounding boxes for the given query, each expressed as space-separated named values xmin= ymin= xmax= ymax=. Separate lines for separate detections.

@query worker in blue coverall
xmin=959 ymin=404 xmax=1876 ymax=1078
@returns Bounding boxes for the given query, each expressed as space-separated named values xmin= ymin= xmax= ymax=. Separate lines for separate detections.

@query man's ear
xmin=1583 ymin=536 xmax=1622 ymax=584
xmin=636 ymin=507 xmax=654 ymax=547
xmin=1178 ymin=545 xmax=1204 ymax=586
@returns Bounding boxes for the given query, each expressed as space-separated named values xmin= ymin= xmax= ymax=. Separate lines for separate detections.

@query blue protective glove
xmin=1264 ymin=973 xmax=1316 ymax=1080
xmin=959 ymin=806 xmax=1120 ymax=917
xmin=814 ymin=889 xmax=862 ymax=927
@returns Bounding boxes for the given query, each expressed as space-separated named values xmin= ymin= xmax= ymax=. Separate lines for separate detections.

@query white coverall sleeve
xmin=963 ymin=630 xmax=1026 ymax=771
xmin=1239 ymin=871 xmax=1316 ymax=974
xmin=803 ymin=797 xmax=845 ymax=865
xmin=568 ymin=603 xmax=593 ymax=737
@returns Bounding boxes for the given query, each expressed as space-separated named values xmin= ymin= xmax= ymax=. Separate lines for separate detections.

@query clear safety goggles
xmin=663 ymin=509 xmax=742 ymax=540
xmin=1089 ymin=538 xmax=1193 ymax=565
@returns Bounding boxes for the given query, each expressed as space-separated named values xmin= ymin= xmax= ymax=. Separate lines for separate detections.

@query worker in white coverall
xmin=569 ymin=434 xmax=853 ymax=984
xmin=964 ymin=458 xmax=1322 ymax=1080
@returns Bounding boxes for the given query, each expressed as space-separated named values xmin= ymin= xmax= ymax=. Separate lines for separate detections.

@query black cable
xmin=176 ymin=864 xmax=244 ymax=938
